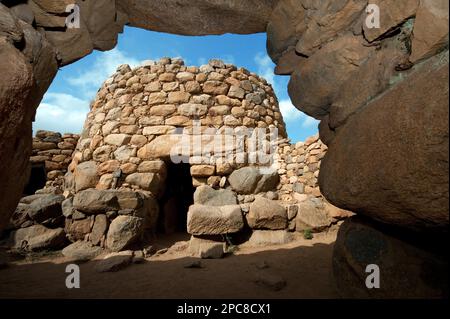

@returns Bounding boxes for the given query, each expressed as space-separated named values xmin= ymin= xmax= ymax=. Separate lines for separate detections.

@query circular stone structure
xmin=65 ymin=57 xmax=288 ymax=239
xmin=69 ymin=58 xmax=286 ymax=193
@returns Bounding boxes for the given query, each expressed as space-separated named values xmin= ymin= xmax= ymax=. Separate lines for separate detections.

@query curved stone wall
xmin=0 ymin=0 xmax=448 ymax=298
xmin=66 ymin=58 xmax=286 ymax=194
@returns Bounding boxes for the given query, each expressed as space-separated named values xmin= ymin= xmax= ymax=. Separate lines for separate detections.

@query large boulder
xmin=124 ymin=172 xmax=161 ymax=194
xmin=106 ymin=215 xmax=144 ymax=252
xmin=8 ymin=225 xmax=66 ymax=251
xmin=0 ymin=34 xmax=37 ymax=232
xmin=247 ymin=196 xmax=287 ymax=230
xmin=187 ymin=204 xmax=243 ymax=235
xmin=9 ymin=203 xmax=33 ymax=229
xmin=62 ymin=241 xmax=103 ymax=261
xmin=74 ymin=161 xmax=99 ymax=192
xmin=27 ymin=194 xmax=65 ymax=223
xmin=73 ymin=189 xmax=119 ymax=214
xmin=89 ymin=214 xmax=108 ymax=245
xmin=246 ymin=230 xmax=292 ymax=246
xmin=65 ymin=217 xmax=93 ymax=242
xmin=333 ymin=217 xmax=448 ymax=298
xmin=72 ymin=189 xmax=158 ymax=229
xmin=228 ymin=167 xmax=279 ymax=194
xmin=295 ymin=198 xmax=334 ymax=232
xmin=193 ymin=185 xmax=237 ymax=206
xmin=188 ymin=236 xmax=224 ymax=259
xmin=94 ymin=250 xmax=134 ymax=272
xmin=409 ymin=0 xmax=449 ymax=63
xmin=320 ymin=51 xmax=449 ymax=232
xmin=117 ymin=0 xmax=277 ymax=35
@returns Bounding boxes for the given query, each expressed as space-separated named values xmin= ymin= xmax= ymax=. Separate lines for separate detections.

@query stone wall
xmin=0 ymin=0 xmax=448 ymax=297
xmin=30 ymin=130 xmax=79 ymax=189
xmin=66 ymin=58 xmax=286 ymax=196
xmin=276 ymin=134 xmax=326 ymax=201
xmin=6 ymin=57 xmax=350 ymax=257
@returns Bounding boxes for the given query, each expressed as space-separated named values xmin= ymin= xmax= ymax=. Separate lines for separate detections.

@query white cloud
xmin=279 ymin=99 xmax=302 ymax=121
xmin=220 ymin=54 xmax=235 ymax=65
xmin=197 ymin=57 xmax=207 ymax=66
xmin=254 ymin=52 xmax=276 ymax=88
xmin=279 ymin=99 xmax=319 ymax=129
xmin=34 ymin=48 xmax=144 ymax=135
xmin=67 ymin=48 xmax=142 ymax=99
xmin=34 ymin=93 xmax=90 ymax=134
xmin=301 ymin=115 xmax=320 ymax=129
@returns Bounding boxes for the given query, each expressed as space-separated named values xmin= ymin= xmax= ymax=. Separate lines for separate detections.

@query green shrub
xmin=303 ymin=228 xmax=313 ymax=240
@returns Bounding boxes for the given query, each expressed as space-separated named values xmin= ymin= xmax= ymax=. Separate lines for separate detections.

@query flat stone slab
xmin=188 ymin=236 xmax=224 ymax=259
xmin=187 ymin=204 xmax=243 ymax=235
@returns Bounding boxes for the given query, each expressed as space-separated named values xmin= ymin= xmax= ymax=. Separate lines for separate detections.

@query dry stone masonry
xmin=66 ymin=57 xmax=287 ymax=195
xmin=5 ymin=58 xmax=351 ymax=261
xmin=0 ymin=0 xmax=448 ymax=298
xmin=29 ymin=130 xmax=79 ymax=192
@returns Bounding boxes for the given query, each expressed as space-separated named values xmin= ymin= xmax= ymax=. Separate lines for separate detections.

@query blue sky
xmin=35 ymin=27 xmax=318 ymax=142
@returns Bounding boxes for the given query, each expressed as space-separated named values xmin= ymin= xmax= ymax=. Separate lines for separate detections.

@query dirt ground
xmin=0 ymin=230 xmax=339 ymax=299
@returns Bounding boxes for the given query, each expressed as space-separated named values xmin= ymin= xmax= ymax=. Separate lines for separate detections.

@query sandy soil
xmin=0 ymin=230 xmax=339 ymax=299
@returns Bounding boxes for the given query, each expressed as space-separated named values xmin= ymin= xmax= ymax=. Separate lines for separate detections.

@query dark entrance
xmin=158 ymin=162 xmax=195 ymax=234
xmin=23 ymin=162 xmax=47 ymax=196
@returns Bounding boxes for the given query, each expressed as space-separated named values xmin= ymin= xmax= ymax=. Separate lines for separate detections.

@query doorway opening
xmin=158 ymin=162 xmax=195 ymax=235
xmin=23 ymin=162 xmax=46 ymax=196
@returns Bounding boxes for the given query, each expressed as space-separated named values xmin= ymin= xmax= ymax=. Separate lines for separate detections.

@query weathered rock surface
xmin=193 ymin=185 xmax=237 ymax=206
xmin=65 ymin=217 xmax=93 ymax=242
xmin=295 ymin=198 xmax=334 ymax=232
xmin=246 ymin=230 xmax=292 ymax=246
xmin=27 ymin=194 xmax=65 ymax=223
xmin=188 ymin=236 xmax=224 ymax=259
xmin=73 ymin=189 xmax=118 ymax=214
xmin=320 ymin=51 xmax=449 ymax=232
xmin=409 ymin=0 xmax=449 ymax=63
xmin=8 ymin=225 xmax=66 ymax=251
xmin=247 ymin=196 xmax=287 ymax=230
xmin=333 ymin=217 xmax=448 ymax=298
xmin=62 ymin=241 xmax=103 ymax=261
xmin=117 ymin=0 xmax=277 ymax=35
xmin=95 ymin=250 xmax=134 ymax=272
xmin=228 ymin=167 xmax=279 ymax=194
xmin=74 ymin=161 xmax=99 ymax=192
xmin=106 ymin=215 xmax=144 ymax=252
xmin=0 ymin=34 xmax=36 ymax=231
xmin=187 ymin=204 xmax=243 ymax=235
xmin=89 ymin=214 xmax=108 ymax=245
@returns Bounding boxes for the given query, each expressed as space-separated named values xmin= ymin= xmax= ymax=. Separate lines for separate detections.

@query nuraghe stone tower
xmin=62 ymin=58 xmax=293 ymax=254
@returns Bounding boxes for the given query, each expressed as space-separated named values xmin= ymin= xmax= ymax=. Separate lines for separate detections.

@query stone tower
xmin=62 ymin=58 xmax=290 ymax=251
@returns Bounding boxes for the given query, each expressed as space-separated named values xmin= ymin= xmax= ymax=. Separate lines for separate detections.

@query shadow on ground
xmin=0 ymin=241 xmax=338 ymax=299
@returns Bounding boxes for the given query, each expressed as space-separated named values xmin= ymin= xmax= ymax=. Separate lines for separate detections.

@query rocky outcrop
xmin=8 ymin=224 xmax=66 ymax=252
xmin=0 ymin=23 xmax=39 ymax=231
xmin=116 ymin=0 xmax=278 ymax=36
xmin=265 ymin=0 xmax=448 ymax=298
xmin=0 ymin=0 xmax=448 ymax=298
xmin=320 ymin=51 xmax=449 ymax=232
xmin=334 ymin=217 xmax=448 ymax=298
